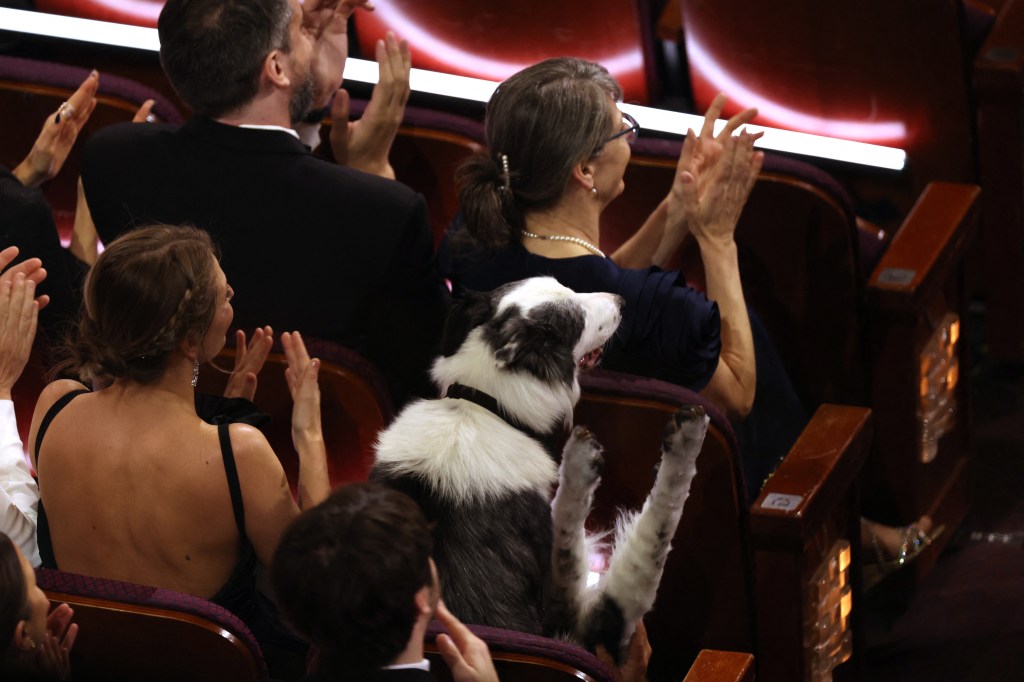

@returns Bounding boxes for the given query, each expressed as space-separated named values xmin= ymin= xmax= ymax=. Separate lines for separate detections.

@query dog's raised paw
xmin=561 ymin=425 xmax=605 ymax=486
xmin=661 ymin=405 xmax=708 ymax=465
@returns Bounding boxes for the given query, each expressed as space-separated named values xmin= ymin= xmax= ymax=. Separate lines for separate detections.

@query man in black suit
xmin=271 ymin=483 xmax=499 ymax=681
xmin=81 ymin=0 xmax=448 ymax=406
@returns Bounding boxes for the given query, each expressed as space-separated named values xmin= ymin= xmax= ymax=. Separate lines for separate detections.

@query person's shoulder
xmin=309 ymin=161 xmax=421 ymax=205
xmin=84 ymin=120 xmax=178 ymax=162
xmin=36 ymin=379 xmax=89 ymax=411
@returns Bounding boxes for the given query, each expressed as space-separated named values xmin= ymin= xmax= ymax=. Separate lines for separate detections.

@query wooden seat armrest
xmin=867 ymin=182 xmax=980 ymax=313
xmin=682 ymin=650 xmax=755 ymax=682
xmin=974 ymin=0 xmax=1024 ymax=90
xmin=750 ymin=405 xmax=872 ymax=544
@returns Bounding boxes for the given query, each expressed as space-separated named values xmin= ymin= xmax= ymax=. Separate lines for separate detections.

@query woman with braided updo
xmin=26 ymin=225 xmax=328 ymax=673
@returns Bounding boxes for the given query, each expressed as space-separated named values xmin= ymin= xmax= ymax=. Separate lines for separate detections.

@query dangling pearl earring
xmin=191 ymin=360 xmax=199 ymax=388
xmin=591 ymin=186 xmax=598 ymax=197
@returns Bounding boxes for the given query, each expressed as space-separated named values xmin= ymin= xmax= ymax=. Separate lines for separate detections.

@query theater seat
xmin=599 ymin=138 xmax=979 ymax=581
xmin=573 ymin=369 xmax=871 ymax=681
xmin=197 ymin=338 xmax=394 ymax=491
xmin=425 ymin=621 xmax=754 ymax=682
xmin=37 ymin=567 xmax=267 ymax=681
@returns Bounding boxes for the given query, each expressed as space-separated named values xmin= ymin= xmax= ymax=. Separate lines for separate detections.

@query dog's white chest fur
xmin=374 ymin=398 xmax=558 ymax=506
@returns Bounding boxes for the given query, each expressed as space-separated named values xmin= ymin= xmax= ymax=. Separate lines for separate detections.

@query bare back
xmin=31 ymin=381 xmax=250 ymax=599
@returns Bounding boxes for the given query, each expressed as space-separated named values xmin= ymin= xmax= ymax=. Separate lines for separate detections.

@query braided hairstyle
xmin=455 ymin=57 xmax=622 ymax=250
xmin=63 ymin=224 xmax=220 ymax=385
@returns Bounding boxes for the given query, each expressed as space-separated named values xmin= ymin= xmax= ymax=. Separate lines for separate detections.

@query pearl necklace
xmin=521 ymin=229 xmax=606 ymax=258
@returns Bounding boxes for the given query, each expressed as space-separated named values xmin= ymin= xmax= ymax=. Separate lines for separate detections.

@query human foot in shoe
xmin=861 ymin=516 xmax=944 ymax=590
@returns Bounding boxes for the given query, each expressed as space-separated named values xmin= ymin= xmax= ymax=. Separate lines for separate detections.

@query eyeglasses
xmin=605 ymin=112 xmax=640 ymax=145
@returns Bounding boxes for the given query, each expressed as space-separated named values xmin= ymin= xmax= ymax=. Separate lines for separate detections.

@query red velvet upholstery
xmin=38 ymin=567 xmax=267 ymax=681
xmin=352 ymin=0 xmax=656 ymax=104
xmin=197 ymin=338 xmax=393 ymax=491
xmin=425 ymin=621 xmax=616 ymax=682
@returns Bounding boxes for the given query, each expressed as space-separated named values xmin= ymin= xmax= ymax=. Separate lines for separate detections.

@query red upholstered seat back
xmin=37 ymin=567 xmax=267 ymax=681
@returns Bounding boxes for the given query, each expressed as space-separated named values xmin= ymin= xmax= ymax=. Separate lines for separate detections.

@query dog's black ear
xmin=440 ymin=289 xmax=495 ymax=357
xmin=488 ymin=302 xmax=585 ymax=384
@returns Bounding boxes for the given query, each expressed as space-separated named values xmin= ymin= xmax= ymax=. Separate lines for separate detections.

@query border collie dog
xmin=372 ymin=277 xmax=707 ymax=656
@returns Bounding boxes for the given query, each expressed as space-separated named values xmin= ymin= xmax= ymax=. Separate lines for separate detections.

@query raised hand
xmin=282 ymin=330 xmax=328 ymax=508
xmin=678 ymin=131 xmax=763 ymax=249
xmin=304 ymin=0 xmax=376 ymax=105
xmin=692 ymin=93 xmax=760 ymax=175
xmin=132 ymin=98 xmax=157 ymax=123
xmin=655 ymin=95 xmax=760 ymax=264
xmin=282 ymin=331 xmax=323 ymax=446
xmin=0 ymin=247 xmax=47 ymax=292
xmin=330 ymin=31 xmax=410 ymax=178
xmin=434 ymin=601 xmax=499 ymax=682
xmin=0 ymin=270 xmax=39 ymax=399
xmin=223 ymin=326 xmax=274 ymax=401
xmin=13 ymin=70 xmax=99 ymax=188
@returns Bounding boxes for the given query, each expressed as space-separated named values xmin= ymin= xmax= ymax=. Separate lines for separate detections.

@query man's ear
xmin=413 ymin=585 xmax=432 ymax=617
xmin=263 ymin=49 xmax=291 ymax=89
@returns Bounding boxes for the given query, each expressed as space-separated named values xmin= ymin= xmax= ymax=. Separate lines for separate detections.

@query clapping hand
xmin=13 ymin=70 xmax=99 ymax=188
xmin=679 ymin=130 xmax=763 ymax=250
xmin=303 ymin=0 xmax=375 ymax=105
xmin=282 ymin=331 xmax=323 ymax=446
xmin=330 ymin=31 xmax=410 ymax=178
xmin=33 ymin=603 xmax=77 ymax=681
xmin=0 ymin=248 xmax=45 ymax=399
xmin=434 ymin=601 xmax=499 ymax=682
xmin=223 ymin=327 xmax=274 ymax=402
xmin=657 ymin=94 xmax=760 ymax=263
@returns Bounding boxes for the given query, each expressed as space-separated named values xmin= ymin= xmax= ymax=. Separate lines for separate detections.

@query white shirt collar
xmin=382 ymin=659 xmax=431 ymax=672
xmin=238 ymin=123 xmax=300 ymax=140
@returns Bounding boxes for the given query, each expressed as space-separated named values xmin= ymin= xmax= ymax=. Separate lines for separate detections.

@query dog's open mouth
xmin=578 ymin=347 xmax=604 ymax=371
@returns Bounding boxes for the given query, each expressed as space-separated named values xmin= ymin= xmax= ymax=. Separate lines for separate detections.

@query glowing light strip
xmin=0 ymin=8 xmax=906 ymax=169
xmin=0 ymin=7 xmax=159 ymax=50
xmin=618 ymin=104 xmax=907 ymax=171
xmin=687 ymin=31 xmax=907 ymax=143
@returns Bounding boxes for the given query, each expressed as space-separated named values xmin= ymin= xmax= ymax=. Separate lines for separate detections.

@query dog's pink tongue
xmin=579 ymin=347 xmax=604 ymax=370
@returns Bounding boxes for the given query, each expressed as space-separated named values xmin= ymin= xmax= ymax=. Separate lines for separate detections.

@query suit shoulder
xmin=85 ymin=121 xmax=177 ymax=157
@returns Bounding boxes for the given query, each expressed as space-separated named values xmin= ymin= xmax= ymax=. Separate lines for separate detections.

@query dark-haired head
xmin=0 ymin=534 xmax=53 ymax=679
xmin=271 ymin=483 xmax=435 ymax=678
xmin=456 ymin=57 xmax=623 ymax=250
xmin=62 ymin=224 xmax=221 ymax=385
xmin=158 ymin=0 xmax=295 ymax=118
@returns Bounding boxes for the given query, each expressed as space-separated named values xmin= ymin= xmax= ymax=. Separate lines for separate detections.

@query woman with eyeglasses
xmin=439 ymin=56 xmax=766 ymax=426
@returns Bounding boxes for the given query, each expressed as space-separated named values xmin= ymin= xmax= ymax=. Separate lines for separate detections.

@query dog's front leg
xmin=548 ymin=425 xmax=605 ymax=635
xmin=583 ymin=405 xmax=708 ymax=657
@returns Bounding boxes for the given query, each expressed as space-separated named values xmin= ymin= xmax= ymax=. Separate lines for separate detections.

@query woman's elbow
xmin=701 ymin=363 xmax=755 ymax=421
